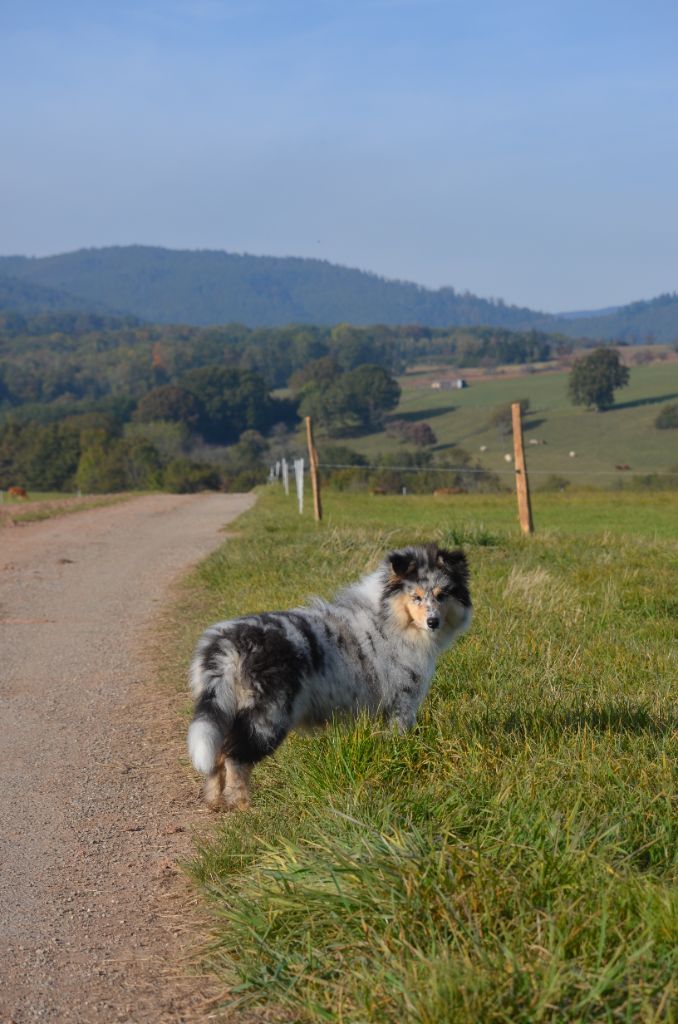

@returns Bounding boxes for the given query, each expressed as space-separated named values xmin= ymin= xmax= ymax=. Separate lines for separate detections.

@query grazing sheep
xmin=503 ymin=454 xmax=513 ymax=463
xmin=569 ymin=451 xmax=577 ymax=458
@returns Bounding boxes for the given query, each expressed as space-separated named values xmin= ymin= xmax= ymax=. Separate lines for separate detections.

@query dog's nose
xmin=427 ymin=616 xmax=440 ymax=630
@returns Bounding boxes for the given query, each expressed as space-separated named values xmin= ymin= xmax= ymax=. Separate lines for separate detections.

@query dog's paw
xmin=203 ymin=794 xmax=225 ymax=813
xmin=222 ymin=787 xmax=251 ymax=812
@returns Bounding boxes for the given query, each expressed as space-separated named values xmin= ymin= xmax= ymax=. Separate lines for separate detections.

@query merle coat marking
xmin=188 ymin=543 xmax=472 ymax=809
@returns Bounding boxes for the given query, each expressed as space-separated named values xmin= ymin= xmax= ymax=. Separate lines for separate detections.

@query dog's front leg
xmin=389 ymin=702 xmax=418 ymax=733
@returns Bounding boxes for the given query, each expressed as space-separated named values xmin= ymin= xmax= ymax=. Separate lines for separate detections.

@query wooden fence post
xmin=305 ymin=415 xmax=322 ymax=522
xmin=511 ymin=402 xmax=534 ymax=535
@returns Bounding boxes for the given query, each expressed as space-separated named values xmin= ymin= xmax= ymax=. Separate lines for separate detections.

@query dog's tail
xmin=187 ymin=630 xmax=238 ymax=775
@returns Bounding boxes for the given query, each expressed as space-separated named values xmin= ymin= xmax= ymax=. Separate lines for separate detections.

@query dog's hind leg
xmin=203 ymin=751 xmax=226 ymax=811
xmin=218 ymin=703 xmax=290 ymax=810
xmin=202 ymin=752 xmax=250 ymax=812
xmin=222 ymin=759 xmax=252 ymax=811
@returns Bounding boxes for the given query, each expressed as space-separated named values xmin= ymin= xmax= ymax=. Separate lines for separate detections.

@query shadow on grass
xmin=389 ymin=404 xmax=455 ymax=423
xmin=612 ymin=392 xmax=678 ymax=411
xmin=498 ymin=703 xmax=675 ymax=737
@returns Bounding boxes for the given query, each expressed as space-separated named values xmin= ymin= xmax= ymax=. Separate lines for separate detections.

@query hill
xmin=1 ymin=247 xmax=676 ymax=340
xmin=0 ymin=247 xmax=547 ymax=329
xmin=550 ymin=293 xmax=678 ymax=344
xmin=0 ymin=272 xmax=120 ymax=317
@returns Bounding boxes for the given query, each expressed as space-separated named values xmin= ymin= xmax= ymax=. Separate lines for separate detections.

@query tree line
xmin=0 ymin=312 xmax=574 ymax=494
xmin=0 ymin=313 xmax=572 ymax=412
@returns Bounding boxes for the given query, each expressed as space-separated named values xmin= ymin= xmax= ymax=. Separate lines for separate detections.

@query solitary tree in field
xmin=568 ymin=348 xmax=630 ymax=411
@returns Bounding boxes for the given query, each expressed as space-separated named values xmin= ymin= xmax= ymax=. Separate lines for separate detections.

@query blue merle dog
xmin=188 ymin=543 xmax=472 ymax=810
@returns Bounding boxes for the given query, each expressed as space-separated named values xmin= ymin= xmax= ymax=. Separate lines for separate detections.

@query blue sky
xmin=1 ymin=0 xmax=677 ymax=311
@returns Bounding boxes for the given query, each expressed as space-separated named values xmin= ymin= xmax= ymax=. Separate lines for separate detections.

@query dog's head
xmin=383 ymin=543 xmax=471 ymax=638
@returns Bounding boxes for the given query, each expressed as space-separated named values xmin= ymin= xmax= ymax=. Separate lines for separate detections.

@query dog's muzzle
xmin=427 ymin=616 xmax=440 ymax=631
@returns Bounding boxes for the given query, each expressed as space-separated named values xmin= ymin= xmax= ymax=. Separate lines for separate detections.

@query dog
xmin=187 ymin=543 xmax=472 ymax=810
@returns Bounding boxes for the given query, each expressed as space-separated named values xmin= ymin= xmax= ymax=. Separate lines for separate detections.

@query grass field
xmin=180 ymin=488 xmax=677 ymax=1023
xmin=345 ymin=362 xmax=678 ymax=485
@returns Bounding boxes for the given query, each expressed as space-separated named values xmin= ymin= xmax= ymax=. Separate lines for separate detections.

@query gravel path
xmin=0 ymin=492 xmax=255 ymax=1023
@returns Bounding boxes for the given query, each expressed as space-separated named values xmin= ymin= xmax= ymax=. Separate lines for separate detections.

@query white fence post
xmin=293 ymin=458 xmax=304 ymax=514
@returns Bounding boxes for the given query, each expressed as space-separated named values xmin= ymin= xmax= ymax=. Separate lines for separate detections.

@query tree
xmin=299 ymin=365 xmax=400 ymax=435
xmin=339 ymin=365 xmax=401 ymax=430
xmin=76 ymin=442 xmax=128 ymax=493
xmin=232 ymin=429 xmax=269 ymax=461
xmin=134 ymin=385 xmax=202 ymax=429
xmin=180 ymin=366 xmax=276 ymax=443
xmin=124 ymin=420 xmax=190 ymax=461
xmin=0 ymin=419 xmax=81 ymax=490
xmin=288 ymin=355 xmax=340 ymax=393
xmin=568 ymin=348 xmax=630 ymax=411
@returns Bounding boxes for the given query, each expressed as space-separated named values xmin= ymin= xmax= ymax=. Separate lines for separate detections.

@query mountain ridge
xmin=0 ymin=245 xmax=676 ymax=341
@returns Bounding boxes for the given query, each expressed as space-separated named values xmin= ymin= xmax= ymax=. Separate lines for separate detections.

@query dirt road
xmin=0 ymin=492 xmax=255 ymax=1023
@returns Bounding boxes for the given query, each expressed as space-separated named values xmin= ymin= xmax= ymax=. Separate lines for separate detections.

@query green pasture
xmin=347 ymin=363 xmax=678 ymax=484
xmin=316 ymin=489 xmax=678 ymax=541
xmin=177 ymin=489 xmax=677 ymax=1023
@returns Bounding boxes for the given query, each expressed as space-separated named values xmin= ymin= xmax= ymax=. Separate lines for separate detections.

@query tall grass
xmin=183 ymin=489 xmax=677 ymax=1022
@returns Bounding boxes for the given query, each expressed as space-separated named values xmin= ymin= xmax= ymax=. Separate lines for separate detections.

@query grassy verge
xmin=0 ymin=492 xmax=136 ymax=527
xmin=180 ymin=488 xmax=677 ymax=1023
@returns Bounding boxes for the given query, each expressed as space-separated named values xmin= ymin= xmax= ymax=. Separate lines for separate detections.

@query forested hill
xmin=0 ymin=271 xmax=122 ymax=316
xmin=550 ymin=293 xmax=678 ymax=344
xmin=0 ymin=247 xmax=546 ymax=329
xmin=0 ymin=247 xmax=676 ymax=341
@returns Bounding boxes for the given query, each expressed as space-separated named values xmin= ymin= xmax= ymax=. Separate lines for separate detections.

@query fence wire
xmin=315 ymin=462 xmax=678 ymax=478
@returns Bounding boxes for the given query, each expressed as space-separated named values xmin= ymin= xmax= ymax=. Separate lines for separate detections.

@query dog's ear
xmin=388 ymin=550 xmax=417 ymax=580
xmin=436 ymin=547 xmax=469 ymax=580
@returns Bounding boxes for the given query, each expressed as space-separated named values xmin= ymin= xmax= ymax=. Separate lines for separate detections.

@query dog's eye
xmin=413 ymin=595 xmax=422 ymax=604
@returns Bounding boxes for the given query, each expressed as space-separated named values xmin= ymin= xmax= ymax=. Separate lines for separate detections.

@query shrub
xmin=385 ymin=420 xmax=438 ymax=446
xmin=487 ymin=398 xmax=530 ymax=434
xmin=629 ymin=471 xmax=678 ymax=491
xmin=318 ymin=445 xmax=368 ymax=469
xmin=655 ymin=403 xmax=678 ymax=429
xmin=539 ymin=474 xmax=571 ymax=492
xmin=162 ymin=458 xmax=221 ymax=493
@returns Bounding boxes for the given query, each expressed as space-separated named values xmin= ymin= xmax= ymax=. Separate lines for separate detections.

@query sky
xmin=1 ymin=0 xmax=677 ymax=313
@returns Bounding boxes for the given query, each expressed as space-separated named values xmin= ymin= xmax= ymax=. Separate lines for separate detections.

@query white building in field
xmin=431 ymin=378 xmax=467 ymax=390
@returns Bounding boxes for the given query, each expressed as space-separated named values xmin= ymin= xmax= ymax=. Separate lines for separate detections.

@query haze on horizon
xmin=1 ymin=0 xmax=677 ymax=314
